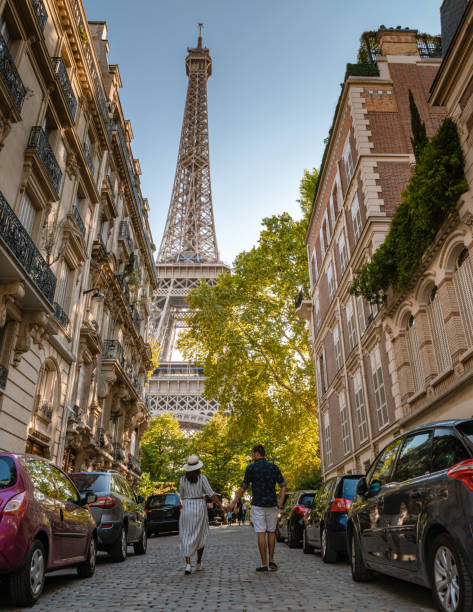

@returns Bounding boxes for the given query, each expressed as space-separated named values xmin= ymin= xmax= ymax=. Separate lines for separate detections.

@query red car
xmin=0 ymin=453 xmax=97 ymax=606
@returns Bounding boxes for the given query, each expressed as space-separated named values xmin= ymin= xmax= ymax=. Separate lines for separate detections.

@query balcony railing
xmin=128 ymin=455 xmax=141 ymax=476
xmin=83 ymin=142 xmax=95 ymax=176
xmin=0 ymin=32 xmax=26 ymax=113
xmin=115 ymin=273 xmax=130 ymax=304
xmin=32 ymin=0 xmax=48 ymax=31
xmin=53 ymin=301 xmax=70 ymax=330
xmin=113 ymin=442 xmax=125 ymax=461
xmin=119 ymin=221 xmax=134 ymax=253
xmin=103 ymin=339 xmax=135 ymax=384
xmin=52 ymin=57 xmax=77 ymax=118
xmin=72 ymin=205 xmax=86 ymax=236
xmin=26 ymin=127 xmax=62 ymax=195
xmin=0 ymin=364 xmax=8 ymax=390
xmin=0 ymin=191 xmax=56 ymax=303
xmin=35 ymin=400 xmax=53 ymax=421
xmin=417 ymin=38 xmax=442 ymax=58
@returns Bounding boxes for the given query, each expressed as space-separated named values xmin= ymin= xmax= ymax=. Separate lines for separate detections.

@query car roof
xmin=405 ymin=418 xmax=473 ymax=434
xmin=69 ymin=471 xmax=113 ymax=475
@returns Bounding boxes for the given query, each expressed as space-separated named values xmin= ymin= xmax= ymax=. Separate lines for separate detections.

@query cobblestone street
xmin=0 ymin=525 xmax=437 ymax=611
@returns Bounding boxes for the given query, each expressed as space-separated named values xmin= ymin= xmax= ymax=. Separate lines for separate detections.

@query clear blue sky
xmin=84 ymin=0 xmax=441 ymax=265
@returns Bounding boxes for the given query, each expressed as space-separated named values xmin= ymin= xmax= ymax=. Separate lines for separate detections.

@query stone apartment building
xmin=299 ymin=27 xmax=447 ymax=478
xmin=0 ymin=0 xmax=157 ymax=486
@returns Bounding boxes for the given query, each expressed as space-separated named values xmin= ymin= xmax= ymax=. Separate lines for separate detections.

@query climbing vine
xmin=350 ymin=118 xmax=468 ymax=303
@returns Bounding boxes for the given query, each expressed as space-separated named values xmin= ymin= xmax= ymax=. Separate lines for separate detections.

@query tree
xmin=297 ymin=168 xmax=319 ymax=219
xmin=140 ymin=414 xmax=189 ymax=487
xmin=409 ymin=89 xmax=428 ymax=162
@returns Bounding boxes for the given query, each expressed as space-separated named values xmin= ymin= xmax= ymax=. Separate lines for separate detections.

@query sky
xmin=83 ymin=0 xmax=441 ymax=266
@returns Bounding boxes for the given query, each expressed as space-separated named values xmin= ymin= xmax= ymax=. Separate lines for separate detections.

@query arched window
xmin=427 ymin=287 xmax=451 ymax=373
xmin=406 ymin=315 xmax=424 ymax=392
xmin=453 ymin=248 xmax=473 ymax=345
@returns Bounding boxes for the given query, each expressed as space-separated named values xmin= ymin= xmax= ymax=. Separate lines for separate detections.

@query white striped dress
xmin=179 ymin=474 xmax=215 ymax=557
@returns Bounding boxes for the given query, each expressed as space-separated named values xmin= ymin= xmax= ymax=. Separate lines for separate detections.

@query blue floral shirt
xmin=241 ymin=458 xmax=286 ymax=507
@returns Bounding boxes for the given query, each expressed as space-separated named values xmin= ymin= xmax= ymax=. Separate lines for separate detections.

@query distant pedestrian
xmin=179 ymin=455 xmax=225 ymax=575
xmin=238 ymin=503 xmax=244 ymax=525
xmin=227 ymin=444 xmax=286 ymax=572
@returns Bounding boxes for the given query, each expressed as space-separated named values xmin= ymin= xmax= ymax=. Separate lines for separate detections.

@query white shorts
xmin=251 ymin=505 xmax=278 ymax=533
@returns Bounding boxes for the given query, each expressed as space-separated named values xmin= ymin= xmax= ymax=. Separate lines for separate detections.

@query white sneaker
xmin=196 ymin=562 xmax=203 ymax=571
xmin=185 ymin=563 xmax=192 ymax=575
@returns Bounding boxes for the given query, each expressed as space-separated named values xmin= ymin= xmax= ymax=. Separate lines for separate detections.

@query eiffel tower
xmin=148 ymin=27 xmax=229 ymax=431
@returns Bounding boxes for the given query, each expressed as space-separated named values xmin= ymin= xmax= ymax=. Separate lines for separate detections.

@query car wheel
xmin=430 ymin=533 xmax=473 ymax=612
xmin=350 ymin=531 xmax=374 ymax=582
xmin=321 ymin=526 xmax=338 ymax=563
xmin=9 ymin=539 xmax=46 ymax=606
xmin=288 ymin=523 xmax=299 ymax=548
xmin=110 ymin=526 xmax=127 ymax=562
xmin=77 ymin=536 xmax=97 ymax=578
xmin=134 ymin=526 xmax=147 ymax=555
xmin=303 ymin=528 xmax=314 ymax=554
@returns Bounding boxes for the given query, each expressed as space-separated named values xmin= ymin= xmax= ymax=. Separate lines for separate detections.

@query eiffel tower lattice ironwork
xmin=148 ymin=27 xmax=229 ymax=431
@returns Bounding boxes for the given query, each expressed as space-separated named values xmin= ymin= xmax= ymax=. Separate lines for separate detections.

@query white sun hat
xmin=183 ymin=454 xmax=203 ymax=471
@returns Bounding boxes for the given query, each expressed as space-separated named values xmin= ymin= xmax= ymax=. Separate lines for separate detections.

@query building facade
xmin=300 ymin=28 xmax=446 ymax=478
xmin=0 ymin=0 xmax=156 ymax=486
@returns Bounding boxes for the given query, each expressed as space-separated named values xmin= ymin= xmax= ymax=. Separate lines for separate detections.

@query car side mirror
xmin=83 ymin=491 xmax=97 ymax=506
xmin=356 ymin=477 xmax=368 ymax=497
xmin=136 ymin=495 xmax=144 ymax=504
xmin=369 ymin=480 xmax=381 ymax=495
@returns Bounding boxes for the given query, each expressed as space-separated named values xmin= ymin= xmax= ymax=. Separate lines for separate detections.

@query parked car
xmin=303 ymin=474 xmax=362 ymax=562
xmin=0 ymin=453 xmax=97 ymax=606
xmin=207 ymin=494 xmax=225 ymax=526
xmin=275 ymin=490 xmax=315 ymax=547
xmin=145 ymin=492 xmax=181 ymax=535
xmin=347 ymin=419 xmax=473 ymax=612
xmin=69 ymin=471 xmax=147 ymax=562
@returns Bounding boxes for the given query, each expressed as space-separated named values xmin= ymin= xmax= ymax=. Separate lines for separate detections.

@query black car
xmin=303 ymin=474 xmax=362 ymax=562
xmin=275 ymin=490 xmax=315 ymax=547
xmin=69 ymin=471 xmax=147 ymax=561
xmin=207 ymin=494 xmax=225 ymax=526
xmin=348 ymin=419 xmax=473 ymax=612
xmin=145 ymin=492 xmax=181 ymax=535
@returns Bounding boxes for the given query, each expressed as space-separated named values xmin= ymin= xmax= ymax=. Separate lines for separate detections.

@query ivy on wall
xmin=350 ymin=118 xmax=468 ymax=303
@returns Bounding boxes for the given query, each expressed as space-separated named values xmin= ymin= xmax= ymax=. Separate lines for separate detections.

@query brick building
xmin=299 ymin=27 xmax=446 ymax=478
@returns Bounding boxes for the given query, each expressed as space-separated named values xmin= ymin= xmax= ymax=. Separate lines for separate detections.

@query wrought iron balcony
xmin=83 ymin=142 xmax=95 ymax=176
xmin=113 ymin=442 xmax=125 ymax=461
xmin=35 ymin=400 xmax=53 ymax=421
xmin=0 ymin=191 xmax=56 ymax=303
xmin=417 ymin=37 xmax=442 ymax=58
xmin=119 ymin=221 xmax=134 ymax=253
xmin=26 ymin=127 xmax=62 ymax=195
xmin=115 ymin=273 xmax=130 ymax=304
xmin=103 ymin=339 xmax=125 ymax=364
xmin=53 ymin=301 xmax=70 ymax=330
xmin=52 ymin=57 xmax=77 ymax=119
xmin=72 ymin=205 xmax=86 ymax=237
xmin=0 ymin=32 xmax=26 ymax=113
xmin=0 ymin=364 xmax=8 ymax=390
xmin=128 ymin=455 xmax=142 ymax=476
xmin=32 ymin=0 xmax=48 ymax=31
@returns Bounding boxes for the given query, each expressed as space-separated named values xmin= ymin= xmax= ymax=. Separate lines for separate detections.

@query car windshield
xmin=147 ymin=494 xmax=179 ymax=508
xmin=457 ymin=422 xmax=473 ymax=449
xmin=299 ymin=494 xmax=313 ymax=507
xmin=69 ymin=473 xmax=109 ymax=493
xmin=0 ymin=457 xmax=16 ymax=490
xmin=342 ymin=478 xmax=360 ymax=499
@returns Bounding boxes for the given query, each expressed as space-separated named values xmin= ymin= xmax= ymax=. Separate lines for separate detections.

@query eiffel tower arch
xmin=148 ymin=28 xmax=229 ymax=431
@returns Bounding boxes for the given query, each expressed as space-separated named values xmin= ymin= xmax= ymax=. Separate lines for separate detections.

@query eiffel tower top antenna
xmin=198 ymin=23 xmax=203 ymax=48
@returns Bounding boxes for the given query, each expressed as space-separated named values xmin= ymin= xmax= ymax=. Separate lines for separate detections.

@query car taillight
xmin=293 ymin=505 xmax=309 ymax=515
xmin=330 ymin=498 xmax=352 ymax=512
xmin=89 ymin=496 xmax=116 ymax=509
xmin=3 ymin=491 xmax=27 ymax=518
xmin=178 ymin=504 xmax=182 ymax=510
xmin=448 ymin=459 xmax=473 ymax=491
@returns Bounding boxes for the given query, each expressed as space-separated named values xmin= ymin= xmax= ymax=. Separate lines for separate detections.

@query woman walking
xmin=179 ymin=455 xmax=225 ymax=575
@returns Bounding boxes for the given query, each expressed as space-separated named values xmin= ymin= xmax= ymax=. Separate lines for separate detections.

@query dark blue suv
xmin=302 ymin=474 xmax=362 ymax=562
xmin=348 ymin=419 xmax=473 ymax=612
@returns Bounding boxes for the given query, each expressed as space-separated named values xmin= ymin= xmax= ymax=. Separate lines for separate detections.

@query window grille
xmin=406 ymin=315 xmax=424 ymax=392
xmin=333 ymin=324 xmax=342 ymax=371
xmin=339 ymin=390 xmax=351 ymax=455
xmin=338 ymin=232 xmax=348 ymax=272
xmin=427 ymin=287 xmax=451 ymax=373
xmin=323 ymin=411 xmax=333 ymax=466
xmin=351 ymin=196 xmax=362 ymax=242
xmin=370 ymin=346 xmax=388 ymax=428
xmin=346 ymin=298 xmax=357 ymax=351
xmin=353 ymin=369 xmax=368 ymax=442
xmin=453 ymin=249 xmax=473 ymax=345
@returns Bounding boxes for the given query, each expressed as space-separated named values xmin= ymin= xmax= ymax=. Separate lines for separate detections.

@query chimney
xmin=440 ymin=0 xmax=469 ymax=55
xmin=376 ymin=27 xmax=419 ymax=57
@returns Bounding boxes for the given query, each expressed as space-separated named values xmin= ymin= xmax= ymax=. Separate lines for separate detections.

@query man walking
xmin=228 ymin=444 xmax=286 ymax=572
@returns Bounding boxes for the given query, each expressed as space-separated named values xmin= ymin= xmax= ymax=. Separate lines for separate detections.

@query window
xmin=0 ymin=456 xmax=17 ymax=490
xmin=55 ymin=261 xmax=73 ymax=311
xmin=366 ymin=439 xmax=402 ymax=487
xmin=17 ymin=192 xmax=36 ymax=235
xmin=339 ymin=390 xmax=351 ymax=455
xmin=394 ymin=431 xmax=433 ymax=482
xmin=130 ymin=429 xmax=137 ymax=457
xmin=51 ymin=467 xmax=80 ymax=504
xmin=454 ymin=249 xmax=473 ymax=344
xmin=329 ymin=193 xmax=336 ymax=229
xmin=323 ymin=411 xmax=332 ymax=466
xmin=27 ymin=460 xmax=57 ymax=499
xmin=343 ymin=137 xmax=355 ymax=184
xmin=356 ymin=295 xmax=366 ymax=335
xmin=318 ymin=349 xmax=328 ymax=395
xmin=319 ymin=228 xmax=326 ymax=261
xmin=406 ymin=315 xmax=424 ymax=392
xmin=432 ymin=428 xmax=469 ymax=472
xmin=327 ymin=262 xmax=336 ymax=301
xmin=346 ymin=298 xmax=357 ymax=351
xmin=332 ymin=184 xmax=339 ymax=218
xmin=427 ymin=287 xmax=451 ymax=373
xmin=314 ymin=295 xmax=321 ymax=329
xmin=338 ymin=231 xmax=348 ymax=273
xmin=353 ymin=369 xmax=368 ymax=442
xmin=333 ymin=324 xmax=342 ymax=371
xmin=311 ymin=251 xmax=318 ymax=285
xmin=370 ymin=346 xmax=388 ymax=428
xmin=351 ymin=196 xmax=362 ymax=242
